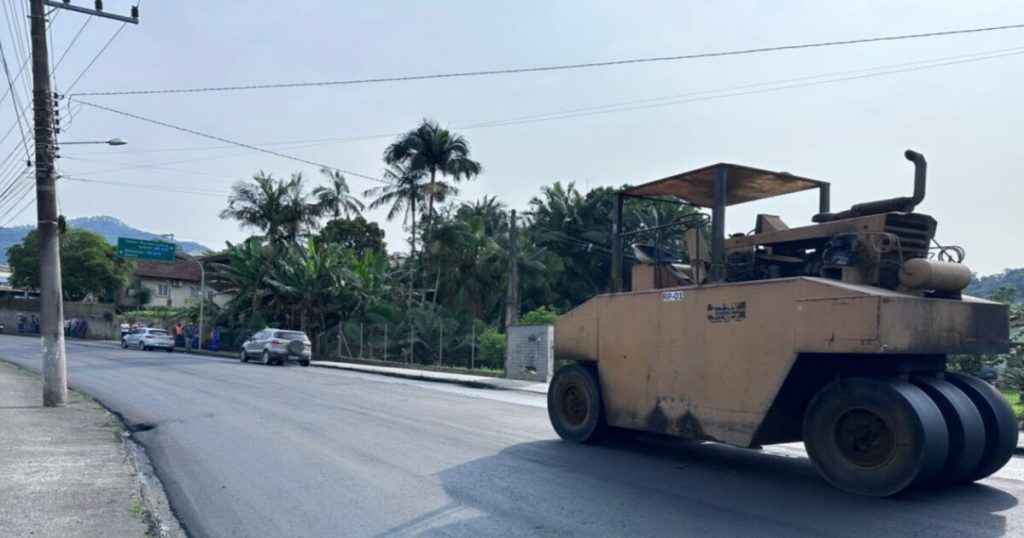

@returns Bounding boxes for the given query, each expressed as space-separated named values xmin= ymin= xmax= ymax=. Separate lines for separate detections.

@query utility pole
xmin=30 ymin=0 xmax=64 ymax=406
xmin=505 ymin=209 xmax=519 ymax=329
xmin=31 ymin=1 xmax=138 ymax=406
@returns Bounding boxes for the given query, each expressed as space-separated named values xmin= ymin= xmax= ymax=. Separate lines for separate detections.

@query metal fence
xmin=313 ymin=321 xmax=500 ymax=371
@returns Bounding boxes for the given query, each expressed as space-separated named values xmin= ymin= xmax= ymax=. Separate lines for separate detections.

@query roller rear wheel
xmin=945 ymin=372 xmax=1019 ymax=482
xmin=803 ymin=378 xmax=948 ymax=496
xmin=548 ymin=363 xmax=607 ymax=444
xmin=911 ymin=376 xmax=985 ymax=486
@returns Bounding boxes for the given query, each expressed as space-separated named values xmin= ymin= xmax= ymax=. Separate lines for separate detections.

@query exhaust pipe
xmin=812 ymin=149 xmax=928 ymax=222
xmin=903 ymin=149 xmax=926 ymax=212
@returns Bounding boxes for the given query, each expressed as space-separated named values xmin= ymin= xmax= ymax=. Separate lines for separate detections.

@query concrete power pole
xmin=30 ymin=0 xmax=66 ymax=406
xmin=31 ymin=1 xmax=138 ymax=406
xmin=505 ymin=209 xmax=519 ymax=329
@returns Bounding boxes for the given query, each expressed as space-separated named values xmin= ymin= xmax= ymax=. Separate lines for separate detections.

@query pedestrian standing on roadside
xmin=120 ymin=320 xmax=130 ymax=339
xmin=174 ymin=322 xmax=185 ymax=348
xmin=17 ymin=313 xmax=24 ymax=334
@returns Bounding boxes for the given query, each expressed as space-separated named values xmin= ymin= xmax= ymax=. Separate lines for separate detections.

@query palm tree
xmin=313 ymin=167 xmax=364 ymax=220
xmin=279 ymin=173 xmax=320 ymax=243
xmin=382 ymin=119 xmax=482 ymax=239
xmin=219 ymin=171 xmax=286 ymax=241
xmin=365 ymin=164 xmax=427 ymax=304
xmin=364 ymin=164 xmax=426 ymax=258
xmin=221 ymin=171 xmax=320 ymax=245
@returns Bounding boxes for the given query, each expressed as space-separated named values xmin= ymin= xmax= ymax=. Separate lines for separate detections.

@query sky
xmin=1 ymin=0 xmax=1022 ymax=275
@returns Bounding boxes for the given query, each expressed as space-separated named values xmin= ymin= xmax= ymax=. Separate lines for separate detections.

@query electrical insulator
xmin=131 ymin=5 xmax=139 ymax=18
xmin=95 ymin=1 xmax=103 ymax=12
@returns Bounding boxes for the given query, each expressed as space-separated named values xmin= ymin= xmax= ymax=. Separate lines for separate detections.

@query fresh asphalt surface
xmin=3 ymin=335 xmax=1024 ymax=537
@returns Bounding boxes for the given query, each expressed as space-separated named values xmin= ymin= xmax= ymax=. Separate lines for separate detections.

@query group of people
xmin=63 ymin=317 xmax=88 ymax=338
xmin=15 ymin=313 xmax=40 ymax=334
xmin=120 ymin=319 xmax=221 ymax=350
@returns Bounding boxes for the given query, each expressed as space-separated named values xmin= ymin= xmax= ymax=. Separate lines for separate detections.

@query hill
xmin=967 ymin=268 xmax=1024 ymax=300
xmin=0 ymin=216 xmax=211 ymax=264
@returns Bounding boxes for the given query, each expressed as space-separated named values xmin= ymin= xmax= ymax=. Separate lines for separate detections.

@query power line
xmin=57 ymin=45 xmax=1024 ymax=174
xmin=69 ymin=98 xmax=390 ymax=184
xmin=63 ymin=21 xmax=126 ymax=94
xmin=2 ymin=0 xmax=32 ymax=102
xmin=0 ymin=189 xmax=36 ymax=228
xmin=458 ymin=47 xmax=1024 ymax=130
xmin=53 ymin=16 xmax=89 ymax=71
xmin=70 ymin=22 xmax=1024 ymax=97
xmin=61 ymin=175 xmax=231 ymax=197
xmin=0 ymin=36 xmax=31 ymax=163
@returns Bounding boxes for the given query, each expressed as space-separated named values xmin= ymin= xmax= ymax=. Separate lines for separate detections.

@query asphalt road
xmin=3 ymin=334 xmax=1023 ymax=537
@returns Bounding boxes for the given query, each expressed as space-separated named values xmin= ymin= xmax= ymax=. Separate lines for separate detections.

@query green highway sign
xmin=116 ymin=237 xmax=176 ymax=262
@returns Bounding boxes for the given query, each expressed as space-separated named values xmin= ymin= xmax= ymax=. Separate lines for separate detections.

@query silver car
xmin=122 ymin=327 xmax=175 ymax=352
xmin=240 ymin=328 xmax=312 ymax=366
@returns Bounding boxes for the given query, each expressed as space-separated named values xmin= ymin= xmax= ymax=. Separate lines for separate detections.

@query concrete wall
xmin=0 ymin=297 xmax=116 ymax=340
xmin=505 ymin=325 xmax=554 ymax=382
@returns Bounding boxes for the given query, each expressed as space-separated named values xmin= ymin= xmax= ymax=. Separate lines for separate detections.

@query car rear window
xmin=149 ymin=330 xmax=170 ymax=336
xmin=275 ymin=331 xmax=307 ymax=341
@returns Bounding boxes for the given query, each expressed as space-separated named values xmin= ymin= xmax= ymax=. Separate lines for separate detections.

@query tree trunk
xmin=408 ymin=197 xmax=416 ymax=306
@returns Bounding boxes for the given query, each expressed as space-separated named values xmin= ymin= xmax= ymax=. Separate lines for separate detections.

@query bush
xmin=518 ymin=306 xmax=557 ymax=326
xmin=477 ymin=327 xmax=506 ymax=368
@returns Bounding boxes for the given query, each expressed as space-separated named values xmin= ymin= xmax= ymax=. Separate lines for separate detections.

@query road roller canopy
xmin=621 ymin=163 xmax=829 ymax=208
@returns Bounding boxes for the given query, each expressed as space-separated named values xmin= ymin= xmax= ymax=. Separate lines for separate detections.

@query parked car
xmin=240 ymin=328 xmax=312 ymax=366
xmin=122 ymin=328 xmax=175 ymax=352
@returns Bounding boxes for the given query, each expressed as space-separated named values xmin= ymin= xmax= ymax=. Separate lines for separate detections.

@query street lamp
xmin=59 ymin=137 xmax=127 ymax=146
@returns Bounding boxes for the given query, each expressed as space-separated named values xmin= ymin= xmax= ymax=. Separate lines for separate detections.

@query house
xmin=120 ymin=254 xmax=231 ymax=309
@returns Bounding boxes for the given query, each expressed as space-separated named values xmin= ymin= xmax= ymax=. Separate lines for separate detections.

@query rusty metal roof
xmin=621 ymin=163 xmax=828 ymax=207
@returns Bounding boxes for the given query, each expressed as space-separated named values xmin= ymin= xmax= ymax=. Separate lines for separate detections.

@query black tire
xmin=240 ymin=350 xmax=248 ymax=363
xmin=803 ymin=378 xmax=948 ymax=496
xmin=547 ymin=363 xmax=607 ymax=444
xmin=945 ymin=372 xmax=1019 ymax=482
xmin=911 ymin=376 xmax=985 ymax=486
xmin=121 ymin=340 xmax=127 ymax=349
xmin=299 ymin=360 xmax=310 ymax=367
xmin=166 ymin=347 xmax=173 ymax=353
xmin=138 ymin=341 xmax=147 ymax=351
xmin=261 ymin=350 xmax=272 ymax=366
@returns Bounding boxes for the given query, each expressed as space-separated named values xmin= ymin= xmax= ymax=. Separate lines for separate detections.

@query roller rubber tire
xmin=803 ymin=378 xmax=949 ymax=496
xmin=548 ymin=363 xmax=607 ymax=444
xmin=911 ymin=376 xmax=985 ymax=486
xmin=138 ymin=341 xmax=147 ymax=351
xmin=299 ymin=360 xmax=310 ymax=367
xmin=240 ymin=350 xmax=248 ymax=363
xmin=261 ymin=350 xmax=271 ymax=366
xmin=121 ymin=340 xmax=127 ymax=349
xmin=945 ymin=372 xmax=1019 ymax=482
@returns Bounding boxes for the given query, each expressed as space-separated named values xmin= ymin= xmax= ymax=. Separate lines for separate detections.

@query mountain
xmin=0 ymin=216 xmax=212 ymax=264
xmin=967 ymin=268 xmax=1024 ymax=300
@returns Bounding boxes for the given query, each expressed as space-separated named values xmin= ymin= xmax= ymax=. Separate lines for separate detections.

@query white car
xmin=122 ymin=328 xmax=175 ymax=352
xmin=240 ymin=328 xmax=311 ymax=366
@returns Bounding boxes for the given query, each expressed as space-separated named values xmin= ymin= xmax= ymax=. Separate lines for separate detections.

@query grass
xmin=131 ymin=500 xmax=147 ymax=522
xmin=1000 ymin=389 xmax=1024 ymax=419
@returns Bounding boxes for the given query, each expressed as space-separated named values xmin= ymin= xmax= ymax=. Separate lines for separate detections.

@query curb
xmin=309 ymin=361 xmax=546 ymax=394
xmin=310 ymin=362 xmax=499 ymax=390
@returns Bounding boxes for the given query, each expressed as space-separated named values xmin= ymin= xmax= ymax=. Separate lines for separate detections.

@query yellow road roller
xmin=548 ymin=150 xmax=1017 ymax=496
